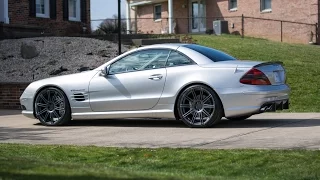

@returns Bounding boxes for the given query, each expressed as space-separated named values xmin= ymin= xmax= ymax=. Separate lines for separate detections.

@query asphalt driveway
xmin=1 ymin=109 xmax=320 ymax=149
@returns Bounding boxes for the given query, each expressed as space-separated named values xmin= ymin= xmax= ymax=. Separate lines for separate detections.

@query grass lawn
xmin=1 ymin=144 xmax=320 ymax=180
xmin=193 ymin=35 xmax=320 ymax=112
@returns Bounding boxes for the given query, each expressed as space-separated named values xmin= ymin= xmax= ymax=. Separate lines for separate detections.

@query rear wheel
xmin=34 ymin=87 xmax=71 ymax=126
xmin=174 ymin=108 xmax=181 ymax=121
xmin=177 ymin=85 xmax=223 ymax=128
xmin=227 ymin=115 xmax=251 ymax=121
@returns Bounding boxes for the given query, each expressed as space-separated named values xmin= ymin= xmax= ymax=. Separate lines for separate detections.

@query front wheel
xmin=34 ymin=87 xmax=71 ymax=126
xmin=177 ymin=85 xmax=223 ymax=128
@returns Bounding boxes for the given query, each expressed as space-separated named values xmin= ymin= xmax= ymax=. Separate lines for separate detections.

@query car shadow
xmin=62 ymin=119 xmax=186 ymax=128
xmin=0 ymin=109 xmax=21 ymax=116
xmin=0 ymin=127 xmax=50 ymax=141
xmin=215 ymin=119 xmax=320 ymax=128
xmin=51 ymin=118 xmax=320 ymax=129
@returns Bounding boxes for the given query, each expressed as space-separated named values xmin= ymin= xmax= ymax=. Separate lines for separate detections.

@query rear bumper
xmin=219 ymin=84 xmax=290 ymax=117
xmin=259 ymin=99 xmax=289 ymax=112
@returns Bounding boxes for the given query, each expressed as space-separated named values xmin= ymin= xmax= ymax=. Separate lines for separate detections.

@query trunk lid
xmin=253 ymin=61 xmax=286 ymax=85
xmin=200 ymin=60 xmax=286 ymax=85
xmin=199 ymin=60 xmax=262 ymax=68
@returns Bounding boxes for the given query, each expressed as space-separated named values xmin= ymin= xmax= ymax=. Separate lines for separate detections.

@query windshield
xmin=184 ymin=44 xmax=237 ymax=62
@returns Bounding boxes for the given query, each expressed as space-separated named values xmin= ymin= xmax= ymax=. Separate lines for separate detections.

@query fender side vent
xmin=71 ymin=93 xmax=88 ymax=102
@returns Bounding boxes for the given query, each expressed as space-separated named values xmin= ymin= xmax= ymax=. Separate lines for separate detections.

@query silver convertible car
xmin=20 ymin=44 xmax=290 ymax=128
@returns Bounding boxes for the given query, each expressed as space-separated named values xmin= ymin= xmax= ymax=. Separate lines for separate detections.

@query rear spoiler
xmin=254 ymin=61 xmax=284 ymax=68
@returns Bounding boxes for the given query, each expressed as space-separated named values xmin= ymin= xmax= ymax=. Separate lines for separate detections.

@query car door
xmin=89 ymin=49 xmax=170 ymax=112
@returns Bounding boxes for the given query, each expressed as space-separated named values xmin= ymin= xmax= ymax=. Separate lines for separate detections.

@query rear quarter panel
xmin=157 ymin=64 xmax=247 ymax=109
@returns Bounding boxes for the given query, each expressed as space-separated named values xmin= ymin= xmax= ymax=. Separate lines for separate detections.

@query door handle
xmin=149 ymin=74 xmax=163 ymax=80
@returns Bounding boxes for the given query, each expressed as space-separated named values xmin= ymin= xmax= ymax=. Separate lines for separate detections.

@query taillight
xmin=240 ymin=68 xmax=271 ymax=85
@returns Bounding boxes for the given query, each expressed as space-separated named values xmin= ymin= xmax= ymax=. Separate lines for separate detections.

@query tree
xmin=93 ymin=14 xmax=127 ymax=35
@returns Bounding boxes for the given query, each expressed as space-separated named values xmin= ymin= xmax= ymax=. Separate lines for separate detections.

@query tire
xmin=177 ymin=85 xmax=223 ymax=128
xmin=227 ymin=115 xmax=251 ymax=121
xmin=174 ymin=108 xmax=181 ymax=121
xmin=34 ymin=87 xmax=71 ymax=126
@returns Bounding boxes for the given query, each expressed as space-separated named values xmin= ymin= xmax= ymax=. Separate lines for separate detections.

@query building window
xmin=261 ymin=0 xmax=271 ymax=11
xmin=69 ymin=0 xmax=81 ymax=21
xmin=36 ymin=0 xmax=49 ymax=18
xmin=229 ymin=0 xmax=237 ymax=10
xmin=154 ymin=4 xmax=162 ymax=21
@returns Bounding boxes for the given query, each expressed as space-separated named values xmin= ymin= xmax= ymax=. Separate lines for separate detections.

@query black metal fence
xmin=243 ymin=16 xmax=318 ymax=44
xmin=91 ymin=15 xmax=318 ymax=44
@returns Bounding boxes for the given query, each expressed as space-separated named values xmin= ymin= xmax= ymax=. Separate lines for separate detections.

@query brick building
xmin=0 ymin=0 xmax=90 ymax=36
xmin=126 ymin=0 xmax=319 ymax=44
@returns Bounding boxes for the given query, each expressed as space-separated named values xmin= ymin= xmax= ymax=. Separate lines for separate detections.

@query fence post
xmin=280 ymin=21 xmax=283 ymax=42
xmin=316 ymin=23 xmax=319 ymax=44
xmin=241 ymin=14 xmax=244 ymax=38
xmin=117 ymin=0 xmax=121 ymax=55
xmin=0 ymin=23 xmax=4 ymax=40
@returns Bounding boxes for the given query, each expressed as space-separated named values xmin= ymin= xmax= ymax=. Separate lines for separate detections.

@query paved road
xmin=1 ymin=110 xmax=320 ymax=149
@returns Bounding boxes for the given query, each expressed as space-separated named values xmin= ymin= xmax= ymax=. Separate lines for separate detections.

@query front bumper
xmin=20 ymin=90 xmax=36 ymax=119
xmin=22 ymin=110 xmax=35 ymax=119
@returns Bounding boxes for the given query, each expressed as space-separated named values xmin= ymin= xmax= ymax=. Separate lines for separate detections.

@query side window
xmin=109 ymin=49 xmax=170 ymax=74
xmin=166 ymin=51 xmax=195 ymax=67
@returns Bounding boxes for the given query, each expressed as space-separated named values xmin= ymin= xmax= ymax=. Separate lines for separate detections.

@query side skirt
xmin=72 ymin=109 xmax=175 ymax=120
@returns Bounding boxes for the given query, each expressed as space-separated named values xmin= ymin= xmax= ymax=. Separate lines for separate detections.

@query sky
xmin=91 ymin=0 xmax=127 ymax=30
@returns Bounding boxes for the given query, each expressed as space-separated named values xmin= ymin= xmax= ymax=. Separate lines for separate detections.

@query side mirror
xmin=100 ymin=65 xmax=110 ymax=76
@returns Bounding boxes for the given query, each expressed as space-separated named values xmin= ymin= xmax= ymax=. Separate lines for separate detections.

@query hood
xmin=31 ymin=70 xmax=99 ymax=87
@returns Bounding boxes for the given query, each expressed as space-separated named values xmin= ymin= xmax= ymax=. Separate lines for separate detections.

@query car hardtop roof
xmin=137 ymin=43 xmax=189 ymax=50
xmin=137 ymin=43 xmax=216 ymax=51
